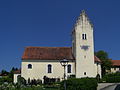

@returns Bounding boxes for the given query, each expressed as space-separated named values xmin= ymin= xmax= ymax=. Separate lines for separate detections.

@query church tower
xmin=72 ymin=10 xmax=96 ymax=78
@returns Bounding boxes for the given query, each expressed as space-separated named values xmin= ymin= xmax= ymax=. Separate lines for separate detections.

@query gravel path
xmin=97 ymin=83 xmax=119 ymax=90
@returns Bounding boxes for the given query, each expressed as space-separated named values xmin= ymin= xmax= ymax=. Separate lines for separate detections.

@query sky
xmin=0 ymin=0 xmax=120 ymax=71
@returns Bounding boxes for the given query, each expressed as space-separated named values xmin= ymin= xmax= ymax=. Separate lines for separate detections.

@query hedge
xmin=102 ymin=72 xmax=120 ymax=83
xmin=60 ymin=78 xmax=98 ymax=90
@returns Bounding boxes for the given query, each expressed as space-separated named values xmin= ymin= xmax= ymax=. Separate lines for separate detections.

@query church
xmin=14 ymin=10 xmax=101 ymax=83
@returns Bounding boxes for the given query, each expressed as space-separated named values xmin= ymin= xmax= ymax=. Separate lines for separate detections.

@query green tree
xmin=8 ymin=67 xmax=17 ymax=80
xmin=1 ymin=70 xmax=9 ymax=76
xmin=95 ymin=50 xmax=112 ymax=76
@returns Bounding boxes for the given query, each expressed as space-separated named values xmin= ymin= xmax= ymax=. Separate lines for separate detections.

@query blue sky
xmin=0 ymin=0 xmax=120 ymax=71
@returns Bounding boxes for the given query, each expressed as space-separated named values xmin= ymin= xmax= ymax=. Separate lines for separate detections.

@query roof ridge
xmin=112 ymin=60 xmax=120 ymax=61
xmin=26 ymin=47 xmax=72 ymax=48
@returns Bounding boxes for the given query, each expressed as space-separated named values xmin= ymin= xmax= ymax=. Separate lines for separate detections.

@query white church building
xmin=14 ymin=10 xmax=101 ymax=83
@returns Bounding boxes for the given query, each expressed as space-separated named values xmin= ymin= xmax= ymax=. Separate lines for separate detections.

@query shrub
xmin=28 ymin=78 xmax=31 ymax=85
xmin=27 ymin=78 xmax=42 ymax=85
xmin=36 ymin=79 xmax=42 ymax=85
xmin=0 ymin=76 xmax=12 ymax=85
xmin=96 ymin=74 xmax=101 ymax=82
xmin=17 ymin=76 xmax=26 ymax=85
xmin=43 ymin=76 xmax=60 ymax=85
xmin=102 ymin=72 xmax=120 ymax=83
xmin=68 ymin=74 xmax=76 ymax=79
xmin=60 ymin=77 xmax=98 ymax=90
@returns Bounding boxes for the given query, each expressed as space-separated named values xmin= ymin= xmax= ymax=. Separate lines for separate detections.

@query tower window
xmin=48 ymin=64 xmax=52 ymax=73
xmin=28 ymin=64 xmax=32 ymax=69
xmin=67 ymin=64 xmax=71 ymax=73
xmin=84 ymin=55 xmax=86 ymax=58
xmin=82 ymin=34 xmax=87 ymax=40
xmin=84 ymin=72 xmax=86 ymax=75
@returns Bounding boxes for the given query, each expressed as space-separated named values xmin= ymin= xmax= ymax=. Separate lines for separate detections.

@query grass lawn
xmin=0 ymin=85 xmax=59 ymax=90
xmin=12 ymin=87 xmax=59 ymax=90
xmin=4 ymin=86 xmax=59 ymax=90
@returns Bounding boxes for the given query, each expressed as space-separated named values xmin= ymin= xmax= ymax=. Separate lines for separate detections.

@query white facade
xmin=110 ymin=67 xmax=120 ymax=73
xmin=21 ymin=60 xmax=75 ymax=82
xmin=72 ymin=11 xmax=96 ymax=78
xmin=94 ymin=63 xmax=102 ymax=78
xmin=18 ymin=10 xmax=102 ymax=83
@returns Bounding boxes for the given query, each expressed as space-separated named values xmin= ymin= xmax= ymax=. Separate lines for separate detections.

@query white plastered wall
xmin=73 ymin=13 xmax=96 ymax=78
xmin=111 ymin=67 xmax=120 ymax=73
xmin=21 ymin=60 xmax=75 ymax=82
xmin=94 ymin=62 xmax=102 ymax=78
xmin=14 ymin=74 xmax=21 ymax=83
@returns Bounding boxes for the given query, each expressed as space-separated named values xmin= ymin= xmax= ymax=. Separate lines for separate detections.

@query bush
xmin=0 ymin=76 xmax=12 ymax=85
xmin=60 ymin=78 xmax=98 ymax=90
xmin=68 ymin=74 xmax=76 ymax=79
xmin=43 ymin=76 xmax=60 ymax=85
xmin=102 ymin=72 xmax=120 ymax=83
xmin=36 ymin=79 xmax=42 ymax=85
xmin=27 ymin=78 xmax=42 ymax=85
xmin=17 ymin=76 xmax=26 ymax=85
xmin=96 ymin=74 xmax=100 ymax=82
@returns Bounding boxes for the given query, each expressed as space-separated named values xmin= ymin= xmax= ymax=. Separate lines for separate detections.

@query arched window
xmin=48 ymin=64 xmax=52 ymax=73
xmin=67 ymin=64 xmax=71 ymax=73
xmin=28 ymin=64 xmax=32 ymax=69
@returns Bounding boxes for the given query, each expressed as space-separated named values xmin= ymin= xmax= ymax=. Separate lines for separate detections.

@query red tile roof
xmin=22 ymin=47 xmax=101 ymax=62
xmin=111 ymin=60 xmax=120 ymax=66
xmin=94 ymin=56 xmax=101 ymax=63
xmin=22 ymin=47 xmax=75 ymax=60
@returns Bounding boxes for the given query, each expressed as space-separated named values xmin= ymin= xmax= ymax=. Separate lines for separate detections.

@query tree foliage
xmin=8 ymin=67 xmax=18 ymax=80
xmin=95 ymin=50 xmax=112 ymax=76
xmin=60 ymin=78 xmax=98 ymax=90
xmin=1 ymin=70 xmax=9 ymax=76
xmin=0 ymin=67 xmax=19 ymax=84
